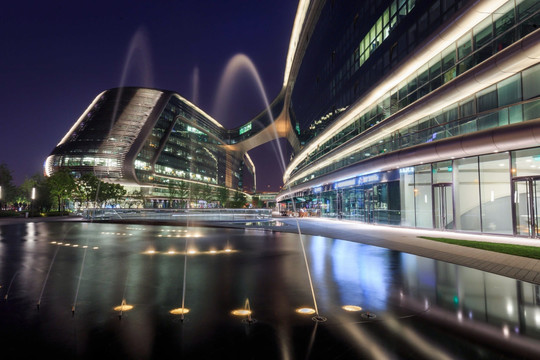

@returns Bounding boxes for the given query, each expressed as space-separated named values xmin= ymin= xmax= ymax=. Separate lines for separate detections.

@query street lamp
xmin=31 ymin=187 xmax=36 ymax=216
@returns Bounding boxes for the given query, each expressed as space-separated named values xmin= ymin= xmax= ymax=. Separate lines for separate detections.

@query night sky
xmin=0 ymin=0 xmax=298 ymax=191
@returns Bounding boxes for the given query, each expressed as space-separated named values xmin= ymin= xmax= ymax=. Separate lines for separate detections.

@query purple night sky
xmin=0 ymin=1 xmax=297 ymax=191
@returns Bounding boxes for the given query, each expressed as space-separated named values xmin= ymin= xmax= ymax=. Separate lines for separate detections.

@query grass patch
xmin=418 ymin=236 xmax=540 ymax=260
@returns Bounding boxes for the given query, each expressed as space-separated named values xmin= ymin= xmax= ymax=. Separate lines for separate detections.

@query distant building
xmin=45 ymin=87 xmax=257 ymax=205
xmin=253 ymin=192 xmax=278 ymax=208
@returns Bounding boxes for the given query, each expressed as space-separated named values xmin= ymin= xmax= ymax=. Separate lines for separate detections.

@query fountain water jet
xmin=179 ymin=236 xmax=189 ymax=322
xmin=215 ymin=53 xmax=324 ymax=322
xmin=232 ymin=298 xmax=255 ymax=324
xmin=37 ymin=245 xmax=59 ymax=310
xmin=192 ymin=66 xmax=200 ymax=106
xmin=213 ymin=54 xmax=287 ymax=173
xmin=37 ymin=225 xmax=78 ymax=310
xmin=72 ymin=246 xmax=88 ymax=316
xmin=3 ymin=271 xmax=19 ymax=301
xmin=109 ymin=27 xmax=154 ymax=136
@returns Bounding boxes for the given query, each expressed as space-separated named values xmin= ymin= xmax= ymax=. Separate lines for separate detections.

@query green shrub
xmin=0 ymin=210 xmax=21 ymax=217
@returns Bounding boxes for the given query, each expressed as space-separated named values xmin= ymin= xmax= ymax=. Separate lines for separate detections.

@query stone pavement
xmin=272 ymin=217 xmax=540 ymax=285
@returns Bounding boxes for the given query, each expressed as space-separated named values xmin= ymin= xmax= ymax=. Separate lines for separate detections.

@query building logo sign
xmin=399 ymin=167 xmax=414 ymax=174
xmin=239 ymin=123 xmax=252 ymax=135
xmin=334 ymin=178 xmax=356 ymax=189
xmin=358 ymin=174 xmax=380 ymax=184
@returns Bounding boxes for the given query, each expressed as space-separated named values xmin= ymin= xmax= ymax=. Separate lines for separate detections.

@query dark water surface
xmin=1 ymin=221 xmax=540 ymax=359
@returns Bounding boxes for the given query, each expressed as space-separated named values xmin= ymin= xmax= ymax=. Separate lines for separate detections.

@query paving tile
xmin=524 ymin=272 xmax=539 ymax=283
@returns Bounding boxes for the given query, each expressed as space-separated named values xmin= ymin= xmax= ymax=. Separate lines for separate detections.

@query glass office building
xmin=46 ymin=0 xmax=540 ymax=234
xmin=45 ymin=87 xmax=255 ymax=204
xmin=277 ymin=0 xmax=540 ymax=237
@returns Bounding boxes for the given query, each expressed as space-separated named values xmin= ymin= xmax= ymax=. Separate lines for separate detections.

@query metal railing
xmin=82 ymin=208 xmax=272 ymax=222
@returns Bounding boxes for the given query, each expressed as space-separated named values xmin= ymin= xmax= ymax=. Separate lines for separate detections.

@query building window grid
xmin=293 ymin=1 xmax=540 ymax=177
xmin=291 ymin=63 xmax=540 ymax=187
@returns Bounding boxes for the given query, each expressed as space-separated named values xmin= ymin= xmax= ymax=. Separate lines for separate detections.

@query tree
xmin=190 ymin=183 xmax=203 ymax=207
xmin=167 ymin=181 xmax=179 ymax=208
xmin=178 ymin=181 xmax=189 ymax=208
xmin=97 ymin=182 xmax=126 ymax=207
xmin=74 ymin=173 xmax=101 ymax=208
xmin=128 ymin=190 xmax=146 ymax=208
xmin=252 ymin=196 xmax=263 ymax=208
xmin=201 ymin=184 xmax=213 ymax=205
xmin=47 ymin=168 xmax=76 ymax=211
xmin=0 ymin=163 xmax=16 ymax=209
xmin=217 ymin=186 xmax=229 ymax=208
xmin=17 ymin=174 xmax=50 ymax=212
xmin=231 ymin=190 xmax=247 ymax=208
xmin=21 ymin=173 xmax=52 ymax=212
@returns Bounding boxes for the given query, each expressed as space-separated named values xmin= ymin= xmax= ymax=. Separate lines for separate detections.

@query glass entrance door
xmin=513 ymin=178 xmax=540 ymax=237
xmin=364 ymin=188 xmax=375 ymax=223
xmin=433 ymin=184 xmax=454 ymax=230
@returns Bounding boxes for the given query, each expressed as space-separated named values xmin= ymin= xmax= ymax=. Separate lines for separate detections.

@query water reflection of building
xmin=45 ymin=88 xmax=255 ymax=204
xmin=399 ymin=252 xmax=540 ymax=343
xmin=276 ymin=0 xmax=540 ymax=238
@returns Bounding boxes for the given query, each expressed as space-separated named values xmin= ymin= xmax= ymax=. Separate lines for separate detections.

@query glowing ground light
xmin=114 ymin=304 xmax=134 ymax=312
xmin=167 ymin=250 xmax=175 ymax=254
xmin=188 ymin=250 xmax=197 ymax=254
xmin=93 ymin=247 xmax=99 ymax=250
xmin=225 ymin=249 xmax=232 ymax=252
xmin=342 ymin=305 xmax=363 ymax=312
xmin=210 ymin=250 xmax=217 ymax=254
xmin=146 ymin=250 xmax=156 ymax=254
xmin=170 ymin=308 xmax=190 ymax=315
xmin=295 ymin=307 xmax=316 ymax=315
xmin=231 ymin=309 xmax=252 ymax=316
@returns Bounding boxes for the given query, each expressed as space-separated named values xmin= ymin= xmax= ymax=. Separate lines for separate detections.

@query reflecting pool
xmin=1 ymin=221 xmax=539 ymax=359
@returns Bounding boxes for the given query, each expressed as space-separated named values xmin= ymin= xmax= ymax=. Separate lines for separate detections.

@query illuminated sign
xmin=239 ymin=123 xmax=252 ymax=135
xmin=335 ymin=179 xmax=356 ymax=188
xmin=358 ymin=174 xmax=380 ymax=184
xmin=399 ymin=167 xmax=414 ymax=174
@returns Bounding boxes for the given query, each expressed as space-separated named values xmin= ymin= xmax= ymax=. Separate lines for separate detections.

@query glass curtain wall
xmin=300 ymin=146 xmax=540 ymax=236
xmin=479 ymin=153 xmax=512 ymax=234
xmin=415 ymin=164 xmax=433 ymax=228
xmin=455 ymin=157 xmax=481 ymax=232
xmin=400 ymin=168 xmax=416 ymax=227
xmin=512 ymin=149 xmax=540 ymax=237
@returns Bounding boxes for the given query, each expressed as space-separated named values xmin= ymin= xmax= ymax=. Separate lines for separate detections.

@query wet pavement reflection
xmin=1 ymin=221 xmax=539 ymax=359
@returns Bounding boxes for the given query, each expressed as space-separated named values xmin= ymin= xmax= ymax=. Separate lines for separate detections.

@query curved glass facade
xmin=278 ymin=0 xmax=540 ymax=238
xmin=46 ymin=87 xmax=252 ymax=205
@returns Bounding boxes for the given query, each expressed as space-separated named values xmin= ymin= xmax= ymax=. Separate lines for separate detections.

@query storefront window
xmin=415 ymin=164 xmax=432 ymax=228
xmin=480 ymin=153 xmax=512 ymax=234
xmin=455 ymin=157 xmax=481 ymax=232
xmin=512 ymin=148 xmax=540 ymax=177
xmin=400 ymin=168 xmax=415 ymax=227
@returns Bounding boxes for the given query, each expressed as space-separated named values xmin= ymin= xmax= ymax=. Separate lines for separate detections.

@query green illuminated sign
xmin=239 ymin=123 xmax=252 ymax=135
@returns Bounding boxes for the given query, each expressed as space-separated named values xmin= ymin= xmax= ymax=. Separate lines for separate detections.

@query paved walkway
xmin=270 ymin=217 xmax=540 ymax=285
